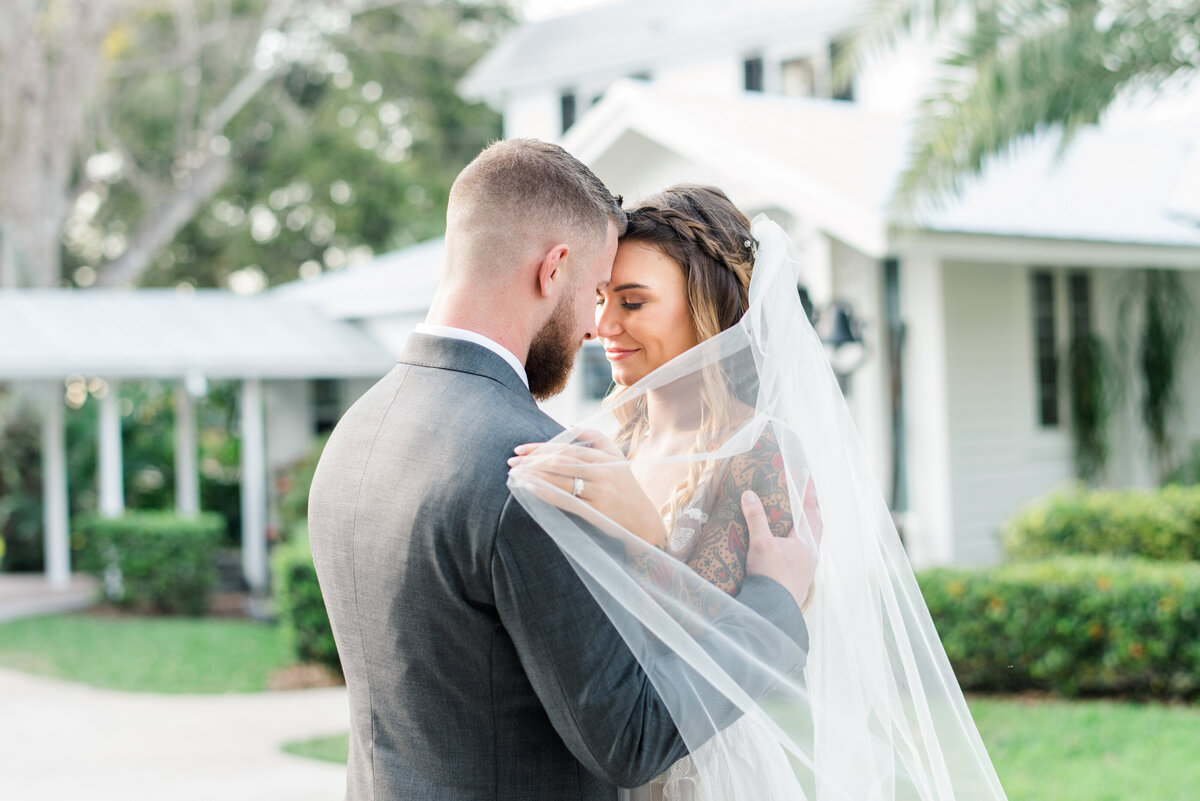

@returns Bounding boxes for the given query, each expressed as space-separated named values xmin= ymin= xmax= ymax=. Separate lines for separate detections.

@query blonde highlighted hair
xmin=606 ymin=185 xmax=757 ymax=529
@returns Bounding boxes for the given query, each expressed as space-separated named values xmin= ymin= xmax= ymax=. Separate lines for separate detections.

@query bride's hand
xmin=508 ymin=429 xmax=669 ymax=549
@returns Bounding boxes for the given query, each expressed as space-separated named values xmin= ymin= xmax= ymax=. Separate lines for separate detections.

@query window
xmin=743 ymin=56 xmax=764 ymax=93
xmin=560 ymin=91 xmax=577 ymax=133
xmin=780 ymin=57 xmax=815 ymax=98
xmin=828 ymin=40 xmax=854 ymax=101
xmin=313 ymin=379 xmax=341 ymax=434
xmin=1031 ymin=271 xmax=1059 ymax=427
xmin=1068 ymin=271 xmax=1091 ymax=338
xmin=580 ymin=343 xmax=614 ymax=402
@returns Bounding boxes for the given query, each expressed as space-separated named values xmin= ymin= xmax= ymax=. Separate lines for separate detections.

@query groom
xmin=308 ymin=139 xmax=814 ymax=800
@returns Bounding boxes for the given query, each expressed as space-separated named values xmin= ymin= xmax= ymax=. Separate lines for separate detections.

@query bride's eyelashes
xmin=596 ymin=295 xmax=645 ymax=311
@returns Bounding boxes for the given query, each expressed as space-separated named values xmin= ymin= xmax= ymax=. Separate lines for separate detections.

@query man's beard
xmin=526 ymin=293 xmax=579 ymax=401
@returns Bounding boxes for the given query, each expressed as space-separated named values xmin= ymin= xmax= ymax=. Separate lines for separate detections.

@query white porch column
xmin=900 ymin=252 xmax=955 ymax=567
xmin=41 ymin=383 xmax=70 ymax=588
xmin=240 ymin=378 xmax=268 ymax=592
xmin=97 ymin=380 xmax=125 ymax=518
xmin=801 ymin=226 xmax=834 ymax=307
xmin=174 ymin=383 xmax=200 ymax=517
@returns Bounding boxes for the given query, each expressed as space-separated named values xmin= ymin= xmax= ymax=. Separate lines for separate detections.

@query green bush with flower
xmin=920 ymin=556 xmax=1200 ymax=698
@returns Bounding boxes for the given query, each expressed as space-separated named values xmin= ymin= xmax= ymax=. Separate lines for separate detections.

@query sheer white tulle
xmin=508 ymin=218 xmax=1008 ymax=801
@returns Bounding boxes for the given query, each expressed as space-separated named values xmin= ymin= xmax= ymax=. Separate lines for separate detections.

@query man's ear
xmin=536 ymin=244 xmax=570 ymax=298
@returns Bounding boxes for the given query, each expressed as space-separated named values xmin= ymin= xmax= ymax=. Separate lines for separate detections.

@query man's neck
xmin=425 ymin=305 xmax=530 ymax=366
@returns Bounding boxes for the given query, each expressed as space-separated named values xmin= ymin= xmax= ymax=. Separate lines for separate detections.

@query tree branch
xmin=95 ymin=154 xmax=232 ymax=287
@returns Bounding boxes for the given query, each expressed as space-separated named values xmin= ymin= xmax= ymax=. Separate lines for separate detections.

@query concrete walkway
xmin=0 ymin=573 xmax=98 ymax=623
xmin=0 ymin=667 xmax=349 ymax=800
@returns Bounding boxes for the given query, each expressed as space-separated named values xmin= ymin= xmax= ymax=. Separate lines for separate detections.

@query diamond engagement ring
xmin=572 ymin=477 xmax=585 ymax=497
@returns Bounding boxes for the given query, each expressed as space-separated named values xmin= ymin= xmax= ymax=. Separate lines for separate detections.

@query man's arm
xmin=491 ymin=495 xmax=808 ymax=788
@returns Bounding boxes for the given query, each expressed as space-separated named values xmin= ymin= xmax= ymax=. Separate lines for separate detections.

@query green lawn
xmin=282 ymin=697 xmax=1200 ymax=800
xmin=971 ymin=696 xmax=1200 ymax=801
xmin=4 ymin=612 xmax=1197 ymax=799
xmin=0 ymin=612 xmax=293 ymax=693
xmin=283 ymin=732 xmax=351 ymax=764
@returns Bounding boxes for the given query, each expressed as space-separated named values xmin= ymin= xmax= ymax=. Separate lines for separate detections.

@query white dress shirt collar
xmin=414 ymin=323 xmax=529 ymax=388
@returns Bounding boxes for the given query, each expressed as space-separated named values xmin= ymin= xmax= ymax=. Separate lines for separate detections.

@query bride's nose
xmin=596 ymin=300 xmax=621 ymax=337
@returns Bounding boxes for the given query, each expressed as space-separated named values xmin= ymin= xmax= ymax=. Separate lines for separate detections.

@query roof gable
xmin=460 ymin=0 xmax=865 ymax=104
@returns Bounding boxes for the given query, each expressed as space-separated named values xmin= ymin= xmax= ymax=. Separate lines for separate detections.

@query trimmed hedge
xmin=919 ymin=556 xmax=1200 ymax=698
xmin=271 ymin=528 xmax=340 ymax=674
xmin=78 ymin=511 xmax=224 ymax=615
xmin=1004 ymin=485 xmax=1200 ymax=561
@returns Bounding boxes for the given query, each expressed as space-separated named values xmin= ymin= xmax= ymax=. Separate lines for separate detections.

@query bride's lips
xmin=604 ymin=347 xmax=639 ymax=361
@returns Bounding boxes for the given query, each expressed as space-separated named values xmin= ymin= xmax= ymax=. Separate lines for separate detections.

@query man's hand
xmin=742 ymin=491 xmax=819 ymax=607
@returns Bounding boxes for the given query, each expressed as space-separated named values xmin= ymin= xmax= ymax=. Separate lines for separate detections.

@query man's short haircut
xmin=446 ymin=139 xmax=626 ymax=274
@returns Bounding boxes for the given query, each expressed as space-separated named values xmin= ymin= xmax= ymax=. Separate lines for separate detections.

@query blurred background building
xmin=273 ymin=0 xmax=1200 ymax=567
xmin=3 ymin=0 xmax=1199 ymax=588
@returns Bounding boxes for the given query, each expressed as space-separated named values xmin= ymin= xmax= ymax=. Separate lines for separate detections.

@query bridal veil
xmin=508 ymin=217 xmax=1008 ymax=801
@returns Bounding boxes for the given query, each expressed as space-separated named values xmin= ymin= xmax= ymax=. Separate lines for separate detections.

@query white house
xmin=272 ymin=0 xmax=1200 ymax=567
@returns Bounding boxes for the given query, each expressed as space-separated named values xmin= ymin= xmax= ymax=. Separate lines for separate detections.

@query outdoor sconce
xmin=815 ymin=300 xmax=868 ymax=381
xmin=798 ymin=287 xmax=867 ymax=382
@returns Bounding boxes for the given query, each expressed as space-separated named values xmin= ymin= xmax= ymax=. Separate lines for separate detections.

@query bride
xmin=508 ymin=186 xmax=1008 ymax=801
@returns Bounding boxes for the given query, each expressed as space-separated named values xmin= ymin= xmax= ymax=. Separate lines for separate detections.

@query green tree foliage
xmin=0 ymin=380 xmax=243 ymax=572
xmin=6 ymin=0 xmax=511 ymax=290
xmin=841 ymin=0 xmax=1200 ymax=217
xmin=135 ymin=1 xmax=509 ymax=289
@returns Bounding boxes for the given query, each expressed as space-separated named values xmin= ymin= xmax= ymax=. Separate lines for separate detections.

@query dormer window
xmin=560 ymin=91 xmax=577 ymax=133
xmin=829 ymin=40 xmax=855 ymax=101
xmin=743 ymin=56 xmax=764 ymax=93
xmin=781 ymin=57 xmax=816 ymax=98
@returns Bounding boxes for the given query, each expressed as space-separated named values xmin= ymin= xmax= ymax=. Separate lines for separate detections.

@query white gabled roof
xmin=460 ymin=0 xmax=865 ymax=106
xmin=564 ymin=80 xmax=1200 ymax=256
xmin=272 ymin=237 xmax=445 ymax=320
xmin=0 ymin=290 xmax=397 ymax=380
xmin=565 ymin=81 xmax=904 ymax=256
xmin=918 ymin=121 xmax=1200 ymax=247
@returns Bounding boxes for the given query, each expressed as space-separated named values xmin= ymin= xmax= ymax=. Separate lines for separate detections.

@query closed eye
xmin=621 ymin=302 xmax=644 ymax=310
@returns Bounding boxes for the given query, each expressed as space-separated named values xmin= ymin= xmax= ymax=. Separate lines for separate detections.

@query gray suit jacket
xmin=308 ymin=334 xmax=807 ymax=800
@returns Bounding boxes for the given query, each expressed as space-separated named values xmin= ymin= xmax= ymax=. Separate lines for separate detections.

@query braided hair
xmin=620 ymin=184 xmax=755 ymax=342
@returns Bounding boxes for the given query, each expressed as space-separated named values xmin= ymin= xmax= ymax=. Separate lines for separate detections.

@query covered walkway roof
xmin=0 ymin=289 xmax=396 ymax=381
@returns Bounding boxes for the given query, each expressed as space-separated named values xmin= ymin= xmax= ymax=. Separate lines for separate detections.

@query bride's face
xmin=596 ymin=240 xmax=700 ymax=386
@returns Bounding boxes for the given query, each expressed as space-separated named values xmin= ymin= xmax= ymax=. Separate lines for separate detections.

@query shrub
xmin=1004 ymin=486 xmax=1200 ymax=561
xmin=78 ymin=511 xmax=224 ymax=615
xmin=919 ymin=556 xmax=1200 ymax=698
xmin=275 ymin=433 xmax=330 ymax=540
xmin=271 ymin=528 xmax=340 ymax=673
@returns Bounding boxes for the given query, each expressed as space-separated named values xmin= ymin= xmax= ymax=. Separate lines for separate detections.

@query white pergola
xmin=0 ymin=289 xmax=395 ymax=591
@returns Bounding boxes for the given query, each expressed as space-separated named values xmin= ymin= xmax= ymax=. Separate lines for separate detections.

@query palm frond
xmin=832 ymin=0 xmax=985 ymax=93
xmin=888 ymin=0 xmax=1200 ymax=220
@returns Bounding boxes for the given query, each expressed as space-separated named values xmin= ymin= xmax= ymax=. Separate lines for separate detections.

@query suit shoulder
xmin=467 ymin=381 xmax=564 ymax=450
